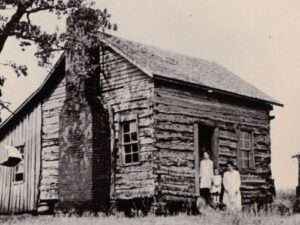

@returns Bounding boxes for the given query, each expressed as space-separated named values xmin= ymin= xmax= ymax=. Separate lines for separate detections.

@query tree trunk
xmin=0 ymin=2 xmax=32 ymax=54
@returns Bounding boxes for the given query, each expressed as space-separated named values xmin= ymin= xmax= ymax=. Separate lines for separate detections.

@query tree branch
xmin=26 ymin=5 xmax=55 ymax=14
xmin=0 ymin=1 xmax=34 ymax=53
xmin=0 ymin=100 xmax=14 ymax=115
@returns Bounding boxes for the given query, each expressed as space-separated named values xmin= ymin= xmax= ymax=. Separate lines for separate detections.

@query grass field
xmin=0 ymin=189 xmax=299 ymax=225
xmin=0 ymin=211 xmax=299 ymax=225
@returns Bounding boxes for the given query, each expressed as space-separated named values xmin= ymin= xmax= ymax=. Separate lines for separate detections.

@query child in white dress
xmin=210 ymin=168 xmax=222 ymax=205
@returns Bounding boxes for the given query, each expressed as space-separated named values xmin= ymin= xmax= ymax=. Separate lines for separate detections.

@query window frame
xmin=238 ymin=130 xmax=255 ymax=170
xmin=119 ymin=115 xmax=141 ymax=166
xmin=13 ymin=144 xmax=25 ymax=184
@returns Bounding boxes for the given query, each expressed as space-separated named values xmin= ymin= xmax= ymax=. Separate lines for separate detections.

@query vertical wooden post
xmin=298 ymin=156 xmax=300 ymax=187
xmin=213 ymin=127 xmax=219 ymax=169
xmin=194 ymin=123 xmax=200 ymax=196
xmin=237 ymin=129 xmax=242 ymax=168
xmin=250 ymin=131 xmax=255 ymax=169
xmin=108 ymin=105 xmax=115 ymax=200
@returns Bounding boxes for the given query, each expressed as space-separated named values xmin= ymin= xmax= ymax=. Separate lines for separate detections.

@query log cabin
xmin=0 ymin=23 xmax=283 ymax=214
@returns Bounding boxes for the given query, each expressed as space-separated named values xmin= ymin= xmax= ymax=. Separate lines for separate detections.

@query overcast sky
xmin=0 ymin=0 xmax=299 ymax=189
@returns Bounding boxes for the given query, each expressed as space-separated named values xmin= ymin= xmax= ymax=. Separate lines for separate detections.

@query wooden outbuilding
xmin=292 ymin=153 xmax=300 ymax=212
xmin=0 ymin=30 xmax=282 ymax=213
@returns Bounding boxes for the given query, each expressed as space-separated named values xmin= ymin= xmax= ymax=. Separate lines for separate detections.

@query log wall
xmin=0 ymin=104 xmax=42 ymax=213
xmin=153 ymin=80 xmax=274 ymax=204
xmin=40 ymin=77 xmax=66 ymax=201
xmin=100 ymin=46 xmax=156 ymax=199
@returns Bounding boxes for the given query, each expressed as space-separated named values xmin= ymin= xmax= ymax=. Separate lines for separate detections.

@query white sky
xmin=0 ymin=0 xmax=299 ymax=189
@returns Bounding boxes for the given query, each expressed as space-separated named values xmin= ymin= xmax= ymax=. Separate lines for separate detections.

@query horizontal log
xmin=41 ymin=167 xmax=58 ymax=177
xmin=100 ymin=67 xmax=143 ymax=83
xmin=42 ymin=139 xmax=59 ymax=147
xmin=218 ymin=139 xmax=237 ymax=149
xmin=42 ymin=124 xmax=59 ymax=134
xmin=102 ymin=79 xmax=152 ymax=93
xmin=101 ymin=75 xmax=148 ymax=91
xmin=42 ymin=99 xmax=65 ymax=111
xmin=160 ymin=174 xmax=194 ymax=186
xmin=156 ymin=85 xmax=269 ymax=115
xmin=160 ymin=189 xmax=195 ymax=197
xmin=42 ymin=133 xmax=59 ymax=140
xmin=115 ymin=186 xmax=155 ymax=199
xmin=156 ymin=165 xmax=194 ymax=177
xmin=43 ymin=115 xmax=60 ymax=126
xmin=158 ymin=150 xmax=194 ymax=161
xmin=160 ymin=183 xmax=192 ymax=193
xmin=156 ymin=104 xmax=269 ymax=129
xmin=42 ymin=160 xmax=58 ymax=168
xmin=156 ymin=123 xmax=193 ymax=134
xmin=115 ymin=179 xmax=155 ymax=188
xmin=112 ymin=101 xmax=153 ymax=114
xmin=156 ymin=141 xmax=193 ymax=151
xmin=155 ymin=92 xmax=269 ymax=121
xmin=42 ymin=108 xmax=62 ymax=118
xmin=159 ymin=157 xmax=193 ymax=167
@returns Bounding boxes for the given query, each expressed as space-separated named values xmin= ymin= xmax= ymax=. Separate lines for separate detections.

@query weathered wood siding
xmin=0 ymin=104 xmax=42 ymax=213
xmin=153 ymin=80 xmax=273 ymax=204
xmin=40 ymin=77 xmax=66 ymax=201
xmin=100 ymin=46 xmax=156 ymax=199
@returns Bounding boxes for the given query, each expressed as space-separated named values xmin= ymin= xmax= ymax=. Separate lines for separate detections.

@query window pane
xmin=15 ymin=173 xmax=24 ymax=182
xmin=241 ymin=131 xmax=251 ymax=149
xmin=123 ymin=122 xmax=130 ymax=133
xmin=131 ymin=132 xmax=137 ymax=141
xmin=124 ymin=134 xmax=131 ymax=143
xmin=130 ymin=122 xmax=137 ymax=132
xmin=125 ymin=154 xmax=132 ymax=164
xmin=132 ymin=144 xmax=138 ymax=153
xmin=241 ymin=151 xmax=250 ymax=168
xmin=132 ymin=153 xmax=139 ymax=162
xmin=18 ymin=163 xmax=25 ymax=173
xmin=244 ymin=140 xmax=250 ymax=149
xmin=124 ymin=145 xmax=131 ymax=153
xmin=243 ymin=132 xmax=250 ymax=141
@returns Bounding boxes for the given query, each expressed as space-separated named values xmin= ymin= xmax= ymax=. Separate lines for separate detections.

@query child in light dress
xmin=210 ymin=168 xmax=222 ymax=205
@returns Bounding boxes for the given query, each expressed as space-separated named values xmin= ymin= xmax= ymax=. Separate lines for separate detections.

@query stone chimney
xmin=57 ymin=13 xmax=110 ymax=212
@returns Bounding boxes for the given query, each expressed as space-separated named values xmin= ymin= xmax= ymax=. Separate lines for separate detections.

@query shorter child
xmin=210 ymin=168 xmax=222 ymax=205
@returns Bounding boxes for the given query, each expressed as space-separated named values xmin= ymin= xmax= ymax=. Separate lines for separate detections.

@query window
xmin=240 ymin=131 xmax=251 ymax=150
xmin=238 ymin=131 xmax=254 ymax=169
xmin=241 ymin=150 xmax=250 ymax=169
xmin=13 ymin=145 xmax=25 ymax=183
xmin=121 ymin=120 xmax=140 ymax=164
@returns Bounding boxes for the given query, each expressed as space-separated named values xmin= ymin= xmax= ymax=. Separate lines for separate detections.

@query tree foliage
xmin=0 ymin=0 xmax=117 ymax=115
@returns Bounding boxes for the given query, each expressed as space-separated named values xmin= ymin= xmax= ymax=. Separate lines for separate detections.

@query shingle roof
xmin=101 ymin=34 xmax=282 ymax=106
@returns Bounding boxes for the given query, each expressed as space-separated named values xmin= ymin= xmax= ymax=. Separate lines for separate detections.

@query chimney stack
xmin=57 ymin=13 xmax=110 ymax=212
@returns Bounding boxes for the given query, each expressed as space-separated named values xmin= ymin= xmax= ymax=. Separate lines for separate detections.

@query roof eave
xmin=153 ymin=74 xmax=284 ymax=107
xmin=0 ymin=54 xmax=65 ymax=132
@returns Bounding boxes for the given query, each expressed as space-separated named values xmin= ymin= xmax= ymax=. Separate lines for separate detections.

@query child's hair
xmin=226 ymin=161 xmax=234 ymax=167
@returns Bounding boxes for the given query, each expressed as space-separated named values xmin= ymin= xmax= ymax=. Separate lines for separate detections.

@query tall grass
xmin=0 ymin=210 xmax=299 ymax=225
xmin=0 ymin=189 xmax=299 ymax=225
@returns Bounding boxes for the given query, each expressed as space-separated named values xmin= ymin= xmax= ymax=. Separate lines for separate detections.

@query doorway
xmin=194 ymin=123 xmax=217 ymax=196
xmin=198 ymin=125 xmax=214 ymax=161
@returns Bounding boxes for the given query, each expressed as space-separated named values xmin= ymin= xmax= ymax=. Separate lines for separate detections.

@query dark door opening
xmin=194 ymin=123 xmax=217 ymax=196
xmin=198 ymin=125 xmax=214 ymax=161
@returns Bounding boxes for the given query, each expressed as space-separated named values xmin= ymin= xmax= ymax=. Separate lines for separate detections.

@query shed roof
xmin=102 ymin=33 xmax=282 ymax=106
